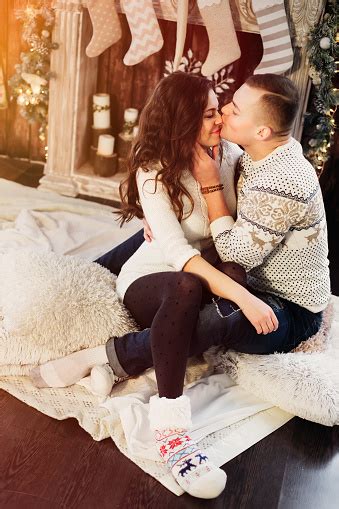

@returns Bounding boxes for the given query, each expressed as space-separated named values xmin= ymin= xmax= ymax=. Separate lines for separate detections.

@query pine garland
xmin=8 ymin=2 xmax=58 ymax=155
xmin=302 ymin=0 xmax=338 ymax=175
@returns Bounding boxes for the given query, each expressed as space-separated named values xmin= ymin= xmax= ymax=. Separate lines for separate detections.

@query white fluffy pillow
xmin=0 ymin=249 xmax=138 ymax=375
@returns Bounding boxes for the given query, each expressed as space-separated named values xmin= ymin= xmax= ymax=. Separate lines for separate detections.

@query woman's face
xmin=197 ymin=90 xmax=222 ymax=147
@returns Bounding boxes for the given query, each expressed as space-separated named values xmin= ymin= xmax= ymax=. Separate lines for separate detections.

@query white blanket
xmin=0 ymin=178 xmax=141 ymax=259
xmin=0 ymin=179 xmax=295 ymax=495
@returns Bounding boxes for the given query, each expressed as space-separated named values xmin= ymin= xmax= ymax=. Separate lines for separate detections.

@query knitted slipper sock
xmin=90 ymin=364 xmax=129 ymax=396
xmin=252 ymin=0 xmax=293 ymax=74
xmin=122 ymin=0 xmax=163 ymax=66
xmin=30 ymin=346 xmax=108 ymax=388
xmin=86 ymin=0 xmax=122 ymax=58
xmin=149 ymin=395 xmax=227 ymax=499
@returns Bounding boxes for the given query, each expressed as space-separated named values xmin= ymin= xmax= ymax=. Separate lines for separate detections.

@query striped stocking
xmin=252 ymin=0 xmax=294 ymax=75
xmin=122 ymin=0 xmax=163 ymax=66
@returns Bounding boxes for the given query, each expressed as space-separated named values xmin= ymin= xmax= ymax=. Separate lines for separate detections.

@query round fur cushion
xmin=0 ymin=249 xmax=138 ymax=375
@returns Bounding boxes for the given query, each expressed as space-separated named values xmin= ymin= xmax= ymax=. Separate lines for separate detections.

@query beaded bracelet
xmin=200 ymin=183 xmax=224 ymax=194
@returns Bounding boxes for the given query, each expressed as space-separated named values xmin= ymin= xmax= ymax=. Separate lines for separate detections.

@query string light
xmin=302 ymin=0 xmax=338 ymax=176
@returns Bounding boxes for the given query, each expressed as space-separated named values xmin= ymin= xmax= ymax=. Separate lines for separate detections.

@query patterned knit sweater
xmin=210 ymin=138 xmax=330 ymax=312
xmin=116 ymin=141 xmax=242 ymax=300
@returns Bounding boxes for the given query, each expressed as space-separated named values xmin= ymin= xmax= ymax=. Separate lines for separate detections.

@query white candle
xmin=93 ymin=93 xmax=111 ymax=129
xmin=133 ymin=125 xmax=139 ymax=138
xmin=124 ymin=108 xmax=138 ymax=123
xmin=97 ymin=134 xmax=115 ymax=156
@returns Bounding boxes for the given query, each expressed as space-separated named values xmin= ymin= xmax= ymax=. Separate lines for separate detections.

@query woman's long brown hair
xmin=117 ymin=72 xmax=213 ymax=226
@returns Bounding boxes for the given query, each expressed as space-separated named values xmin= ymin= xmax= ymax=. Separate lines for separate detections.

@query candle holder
xmin=118 ymin=157 xmax=128 ymax=172
xmin=117 ymin=132 xmax=134 ymax=160
xmin=90 ymin=146 xmax=97 ymax=166
xmin=94 ymin=153 xmax=118 ymax=177
xmin=117 ymin=108 xmax=139 ymax=161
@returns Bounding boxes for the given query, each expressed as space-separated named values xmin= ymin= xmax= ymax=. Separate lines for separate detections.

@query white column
xmin=39 ymin=0 xmax=98 ymax=196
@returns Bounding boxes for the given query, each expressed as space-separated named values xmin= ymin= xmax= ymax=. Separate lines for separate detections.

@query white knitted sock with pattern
xmin=149 ymin=395 xmax=227 ymax=499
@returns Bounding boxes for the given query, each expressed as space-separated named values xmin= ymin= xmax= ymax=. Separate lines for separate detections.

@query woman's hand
xmin=238 ymin=292 xmax=279 ymax=334
xmin=143 ymin=217 xmax=154 ymax=242
xmin=193 ymin=143 xmax=221 ymax=187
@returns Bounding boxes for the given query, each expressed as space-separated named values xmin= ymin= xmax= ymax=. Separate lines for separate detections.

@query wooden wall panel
xmin=0 ymin=0 xmax=9 ymax=154
xmin=97 ymin=16 xmax=262 ymax=137
xmin=6 ymin=0 xmax=31 ymax=158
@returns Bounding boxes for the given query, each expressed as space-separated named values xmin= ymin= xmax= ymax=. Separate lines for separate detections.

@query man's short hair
xmin=245 ymin=74 xmax=299 ymax=136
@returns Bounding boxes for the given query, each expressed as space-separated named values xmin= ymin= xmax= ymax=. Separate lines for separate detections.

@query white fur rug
xmin=0 ymin=179 xmax=337 ymax=496
xmin=207 ymin=302 xmax=339 ymax=427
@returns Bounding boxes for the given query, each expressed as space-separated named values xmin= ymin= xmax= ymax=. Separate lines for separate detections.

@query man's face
xmin=220 ymin=84 xmax=267 ymax=146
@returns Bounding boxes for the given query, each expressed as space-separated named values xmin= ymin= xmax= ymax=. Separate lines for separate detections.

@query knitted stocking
xmin=122 ymin=0 xmax=163 ymax=66
xmin=149 ymin=395 xmax=227 ymax=499
xmin=197 ymin=0 xmax=241 ymax=77
xmin=86 ymin=0 xmax=122 ymax=58
xmin=252 ymin=0 xmax=294 ymax=74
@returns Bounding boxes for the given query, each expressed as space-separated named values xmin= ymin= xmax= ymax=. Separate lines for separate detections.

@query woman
xmin=31 ymin=73 xmax=278 ymax=499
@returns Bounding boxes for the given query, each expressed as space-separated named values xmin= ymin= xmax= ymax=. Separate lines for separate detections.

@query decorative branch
xmin=8 ymin=1 xmax=58 ymax=158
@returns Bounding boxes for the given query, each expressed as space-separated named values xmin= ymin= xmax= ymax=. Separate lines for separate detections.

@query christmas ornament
xmin=22 ymin=72 xmax=47 ymax=95
xmin=252 ymin=0 xmax=294 ymax=75
xmin=86 ymin=0 xmax=121 ymax=58
xmin=197 ymin=0 xmax=241 ymax=77
xmin=319 ymin=36 xmax=331 ymax=49
xmin=122 ymin=0 xmax=163 ymax=66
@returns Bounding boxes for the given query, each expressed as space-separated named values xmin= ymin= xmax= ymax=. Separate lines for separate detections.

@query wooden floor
xmin=1 ymin=157 xmax=339 ymax=509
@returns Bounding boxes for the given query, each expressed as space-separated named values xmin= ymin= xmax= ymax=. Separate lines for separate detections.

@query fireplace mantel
xmin=39 ymin=0 xmax=325 ymax=201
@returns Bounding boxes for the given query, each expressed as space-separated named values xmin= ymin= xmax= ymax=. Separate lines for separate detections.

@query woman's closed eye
xmin=204 ymin=110 xmax=219 ymax=119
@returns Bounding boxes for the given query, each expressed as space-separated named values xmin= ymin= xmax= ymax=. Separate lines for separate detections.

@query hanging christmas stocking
xmin=122 ymin=0 xmax=163 ymax=66
xmin=173 ymin=0 xmax=188 ymax=71
xmin=86 ymin=0 xmax=122 ymax=58
xmin=197 ymin=0 xmax=241 ymax=77
xmin=252 ymin=0 xmax=294 ymax=74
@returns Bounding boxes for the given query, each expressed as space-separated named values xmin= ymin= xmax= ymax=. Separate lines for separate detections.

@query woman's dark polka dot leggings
xmin=123 ymin=272 xmax=203 ymax=399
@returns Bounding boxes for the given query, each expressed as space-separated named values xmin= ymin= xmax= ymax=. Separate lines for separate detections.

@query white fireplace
xmin=39 ymin=0 xmax=325 ymax=201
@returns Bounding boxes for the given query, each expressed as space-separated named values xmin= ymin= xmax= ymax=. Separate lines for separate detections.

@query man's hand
xmin=193 ymin=143 xmax=220 ymax=187
xmin=143 ymin=217 xmax=154 ymax=242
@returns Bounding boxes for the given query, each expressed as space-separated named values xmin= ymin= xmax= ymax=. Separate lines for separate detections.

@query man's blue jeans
xmin=95 ymin=231 xmax=323 ymax=377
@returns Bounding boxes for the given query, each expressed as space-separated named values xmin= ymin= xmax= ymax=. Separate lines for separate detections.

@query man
xmin=32 ymin=74 xmax=330 ymax=390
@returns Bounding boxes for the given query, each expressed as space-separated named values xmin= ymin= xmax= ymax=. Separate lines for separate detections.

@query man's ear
xmin=254 ymin=125 xmax=272 ymax=141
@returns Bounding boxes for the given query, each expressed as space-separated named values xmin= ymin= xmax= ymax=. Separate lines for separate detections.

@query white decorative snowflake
xmin=164 ymin=49 xmax=235 ymax=98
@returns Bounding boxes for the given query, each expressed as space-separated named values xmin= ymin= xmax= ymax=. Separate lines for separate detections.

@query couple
xmin=32 ymin=72 xmax=330 ymax=499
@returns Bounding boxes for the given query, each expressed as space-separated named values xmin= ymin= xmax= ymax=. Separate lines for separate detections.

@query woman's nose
xmin=215 ymin=112 xmax=222 ymax=125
